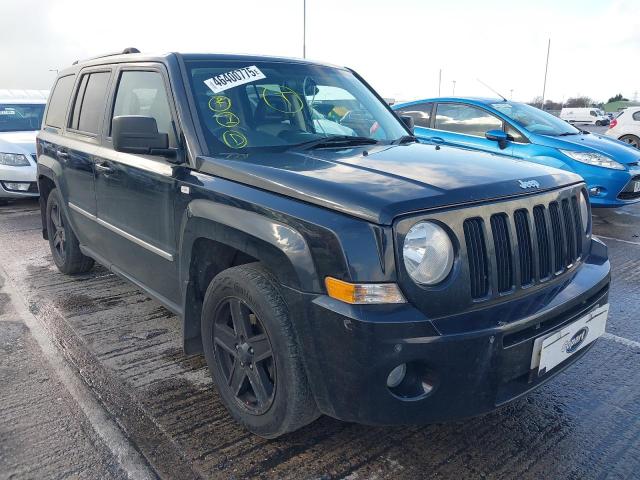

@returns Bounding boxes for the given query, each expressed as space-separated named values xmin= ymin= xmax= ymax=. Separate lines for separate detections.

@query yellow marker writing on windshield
xmin=208 ymin=95 xmax=232 ymax=113
xmin=222 ymin=130 xmax=248 ymax=149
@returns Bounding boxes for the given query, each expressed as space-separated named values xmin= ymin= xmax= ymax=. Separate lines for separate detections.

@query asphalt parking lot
xmin=0 ymin=196 xmax=639 ymax=479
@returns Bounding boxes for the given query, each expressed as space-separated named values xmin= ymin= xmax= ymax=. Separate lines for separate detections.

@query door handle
xmin=95 ymin=162 xmax=115 ymax=174
xmin=56 ymin=149 xmax=69 ymax=159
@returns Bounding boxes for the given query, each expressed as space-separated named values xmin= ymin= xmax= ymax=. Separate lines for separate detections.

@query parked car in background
xmin=606 ymin=106 xmax=640 ymax=149
xmin=0 ymin=90 xmax=48 ymax=204
xmin=560 ymin=107 xmax=609 ymax=126
xmin=37 ymin=50 xmax=610 ymax=438
xmin=393 ymin=98 xmax=640 ymax=207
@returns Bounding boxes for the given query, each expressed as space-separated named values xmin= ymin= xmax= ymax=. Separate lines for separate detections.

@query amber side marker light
xmin=324 ymin=277 xmax=406 ymax=304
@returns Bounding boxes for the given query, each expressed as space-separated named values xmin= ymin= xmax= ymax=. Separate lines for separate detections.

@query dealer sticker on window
xmin=204 ymin=66 xmax=266 ymax=94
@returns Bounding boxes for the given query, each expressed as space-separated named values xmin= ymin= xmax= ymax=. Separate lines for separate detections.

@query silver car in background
xmin=0 ymin=90 xmax=48 ymax=204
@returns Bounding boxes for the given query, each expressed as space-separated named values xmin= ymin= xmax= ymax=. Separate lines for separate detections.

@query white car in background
xmin=0 ymin=90 xmax=48 ymax=204
xmin=606 ymin=107 xmax=640 ymax=149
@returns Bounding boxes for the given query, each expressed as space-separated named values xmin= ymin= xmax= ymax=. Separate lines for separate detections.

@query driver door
xmin=431 ymin=103 xmax=514 ymax=157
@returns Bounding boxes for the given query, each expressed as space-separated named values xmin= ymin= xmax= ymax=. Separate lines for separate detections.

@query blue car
xmin=393 ymin=97 xmax=640 ymax=207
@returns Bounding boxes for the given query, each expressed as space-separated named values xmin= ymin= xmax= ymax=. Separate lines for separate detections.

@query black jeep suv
xmin=37 ymin=49 xmax=610 ymax=438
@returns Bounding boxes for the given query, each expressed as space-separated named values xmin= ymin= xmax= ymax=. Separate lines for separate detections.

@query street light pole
xmin=303 ymin=0 xmax=306 ymax=58
xmin=438 ymin=69 xmax=442 ymax=96
xmin=541 ymin=38 xmax=551 ymax=110
xmin=452 ymin=80 xmax=456 ymax=96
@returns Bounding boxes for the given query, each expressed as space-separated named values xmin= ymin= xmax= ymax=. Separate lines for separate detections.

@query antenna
xmin=476 ymin=78 xmax=507 ymax=101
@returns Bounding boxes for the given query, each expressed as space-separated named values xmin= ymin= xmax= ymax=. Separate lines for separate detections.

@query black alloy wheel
xmin=213 ymin=297 xmax=276 ymax=415
xmin=49 ymin=201 xmax=67 ymax=263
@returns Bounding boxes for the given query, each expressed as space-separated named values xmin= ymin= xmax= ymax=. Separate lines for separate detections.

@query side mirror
xmin=485 ymin=129 xmax=509 ymax=149
xmin=112 ymin=116 xmax=169 ymax=155
xmin=400 ymin=115 xmax=415 ymax=133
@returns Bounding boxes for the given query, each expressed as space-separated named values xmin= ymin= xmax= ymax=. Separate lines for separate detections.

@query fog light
xmin=589 ymin=187 xmax=603 ymax=196
xmin=386 ymin=363 xmax=407 ymax=388
xmin=3 ymin=182 xmax=30 ymax=192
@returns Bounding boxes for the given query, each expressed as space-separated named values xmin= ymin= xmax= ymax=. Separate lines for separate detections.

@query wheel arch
xmin=37 ymin=163 xmax=61 ymax=240
xmin=179 ymin=199 xmax=320 ymax=354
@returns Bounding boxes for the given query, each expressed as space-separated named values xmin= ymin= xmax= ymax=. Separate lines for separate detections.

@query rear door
xmin=430 ymin=102 xmax=513 ymax=156
xmin=93 ymin=65 xmax=181 ymax=307
xmin=58 ymin=69 xmax=112 ymax=246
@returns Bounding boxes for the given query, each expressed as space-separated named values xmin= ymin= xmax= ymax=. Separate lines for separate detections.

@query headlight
xmin=579 ymin=190 xmax=590 ymax=233
xmin=403 ymin=221 xmax=454 ymax=285
xmin=0 ymin=152 xmax=30 ymax=167
xmin=559 ymin=149 xmax=624 ymax=170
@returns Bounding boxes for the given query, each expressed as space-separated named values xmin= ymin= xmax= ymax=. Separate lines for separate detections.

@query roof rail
xmin=72 ymin=47 xmax=140 ymax=65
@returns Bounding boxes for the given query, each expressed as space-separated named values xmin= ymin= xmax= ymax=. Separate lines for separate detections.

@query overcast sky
xmin=2 ymin=0 xmax=638 ymax=103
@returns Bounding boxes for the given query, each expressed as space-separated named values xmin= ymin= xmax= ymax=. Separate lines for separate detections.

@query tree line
xmin=528 ymin=93 xmax=629 ymax=110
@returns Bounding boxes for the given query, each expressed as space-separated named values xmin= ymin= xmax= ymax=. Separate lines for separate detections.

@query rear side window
xmin=396 ymin=103 xmax=432 ymax=128
xmin=45 ymin=75 xmax=75 ymax=128
xmin=111 ymin=71 xmax=176 ymax=146
xmin=69 ymin=71 xmax=111 ymax=134
xmin=435 ymin=103 xmax=502 ymax=137
xmin=633 ymin=111 xmax=640 ymax=121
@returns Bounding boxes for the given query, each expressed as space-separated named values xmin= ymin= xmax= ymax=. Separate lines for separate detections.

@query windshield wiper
xmin=392 ymin=135 xmax=417 ymax=145
xmin=295 ymin=135 xmax=379 ymax=150
xmin=557 ymin=132 xmax=580 ymax=136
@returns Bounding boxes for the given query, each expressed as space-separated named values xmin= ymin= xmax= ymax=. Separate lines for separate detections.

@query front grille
xmin=465 ymin=190 xmax=586 ymax=300
xmin=617 ymin=175 xmax=640 ymax=200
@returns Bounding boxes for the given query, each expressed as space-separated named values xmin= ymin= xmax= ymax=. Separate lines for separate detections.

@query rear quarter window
xmin=45 ymin=75 xmax=76 ymax=128
xmin=69 ymin=71 xmax=111 ymax=134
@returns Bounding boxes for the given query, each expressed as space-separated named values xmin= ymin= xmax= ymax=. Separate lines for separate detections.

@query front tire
xmin=46 ymin=188 xmax=94 ymax=274
xmin=201 ymin=263 xmax=319 ymax=438
xmin=595 ymin=120 xmax=602 ymax=126
xmin=619 ymin=134 xmax=640 ymax=149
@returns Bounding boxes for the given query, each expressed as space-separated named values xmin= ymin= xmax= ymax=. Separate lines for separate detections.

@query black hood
xmin=198 ymin=142 xmax=583 ymax=225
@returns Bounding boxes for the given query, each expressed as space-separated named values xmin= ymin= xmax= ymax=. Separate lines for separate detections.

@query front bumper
xmin=287 ymin=238 xmax=610 ymax=425
xmin=584 ymin=168 xmax=640 ymax=207
xmin=0 ymin=162 xmax=38 ymax=199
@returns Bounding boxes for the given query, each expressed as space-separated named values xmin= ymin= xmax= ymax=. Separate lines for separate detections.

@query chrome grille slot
xmin=533 ymin=205 xmax=551 ymax=279
xmin=514 ymin=209 xmax=534 ymax=286
xmin=490 ymin=213 xmax=513 ymax=293
xmin=463 ymin=218 xmax=489 ymax=299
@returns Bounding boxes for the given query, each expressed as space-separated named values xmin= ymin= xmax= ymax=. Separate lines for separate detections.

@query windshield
xmin=0 ymin=103 xmax=45 ymax=132
xmin=491 ymin=102 xmax=580 ymax=136
xmin=186 ymin=60 xmax=408 ymax=153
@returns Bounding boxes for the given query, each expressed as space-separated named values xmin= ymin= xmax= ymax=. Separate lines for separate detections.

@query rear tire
xmin=46 ymin=188 xmax=94 ymax=274
xmin=201 ymin=263 xmax=319 ymax=438
xmin=619 ymin=134 xmax=640 ymax=149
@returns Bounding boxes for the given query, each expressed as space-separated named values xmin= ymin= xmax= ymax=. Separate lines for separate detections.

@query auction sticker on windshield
xmin=530 ymin=303 xmax=608 ymax=376
xmin=204 ymin=66 xmax=266 ymax=94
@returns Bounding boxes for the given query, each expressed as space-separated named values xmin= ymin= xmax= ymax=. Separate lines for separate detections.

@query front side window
xmin=590 ymin=111 xmax=597 ymax=117
xmin=111 ymin=71 xmax=176 ymax=146
xmin=69 ymin=71 xmax=111 ymax=134
xmin=505 ymin=124 xmax=527 ymax=143
xmin=45 ymin=74 xmax=75 ymax=128
xmin=396 ymin=103 xmax=432 ymax=128
xmin=0 ymin=103 xmax=45 ymax=132
xmin=434 ymin=103 xmax=502 ymax=137
xmin=491 ymin=102 xmax=581 ymax=136
xmin=186 ymin=60 xmax=408 ymax=153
